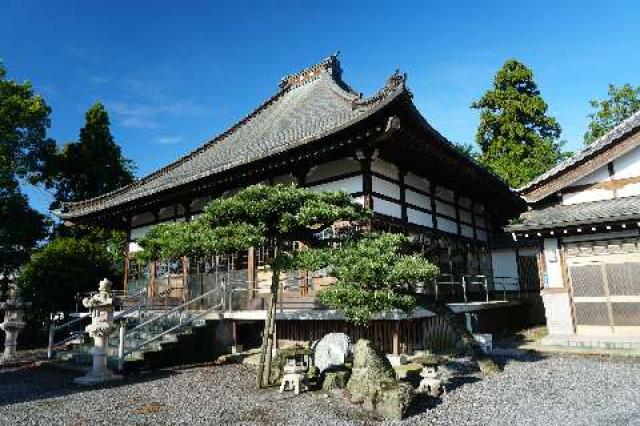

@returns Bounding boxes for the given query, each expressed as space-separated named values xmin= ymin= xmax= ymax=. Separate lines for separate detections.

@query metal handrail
xmin=124 ymin=287 xmax=220 ymax=336
xmin=47 ymin=314 xmax=91 ymax=359
xmin=121 ymin=304 xmax=221 ymax=359
xmin=47 ymin=289 xmax=148 ymax=360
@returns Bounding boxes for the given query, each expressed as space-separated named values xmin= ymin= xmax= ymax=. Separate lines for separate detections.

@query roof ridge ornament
xmin=352 ymin=69 xmax=408 ymax=110
xmin=279 ymin=54 xmax=343 ymax=89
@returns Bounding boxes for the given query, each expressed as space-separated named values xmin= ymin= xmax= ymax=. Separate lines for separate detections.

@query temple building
xmin=57 ymin=56 xmax=530 ymax=356
xmin=508 ymin=111 xmax=640 ymax=347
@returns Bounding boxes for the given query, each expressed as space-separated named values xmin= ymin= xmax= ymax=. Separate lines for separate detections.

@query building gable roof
xmin=59 ymin=55 xmax=517 ymax=221
xmin=519 ymin=110 xmax=640 ymax=203
xmin=59 ymin=56 xmax=409 ymax=219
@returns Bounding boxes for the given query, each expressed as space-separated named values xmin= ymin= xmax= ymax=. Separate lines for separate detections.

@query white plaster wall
xmin=460 ymin=209 xmax=472 ymax=224
xmin=437 ymin=217 xmax=458 ymax=234
xmin=435 ymin=186 xmax=455 ymax=202
xmin=543 ymin=238 xmax=563 ymax=288
xmin=306 ymin=158 xmax=360 ymax=183
xmin=617 ymin=182 xmax=640 ymax=198
xmin=613 ymin=145 xmax=640 ymax=179
xmin=407 ymin=208 xmax=432 ymax=227
xmin=128 ymin=242 xmax=143 ymax=254
xmin=373 ymin=196 xmax=402 ymax=218
xmin=131 ymin=211 xmax=155 ymax=227
xmin=405 ymin=172 xmax=429 ymax=192
xmin=406 ymin=189 xmax=430 ymax=209
xmin=371 ymin=159 xmax=399 ymax=180
xmin=562 ymin=188 xmax=614 ymax=205
xmin=461 ymin=224 xmax=474 ymax=238
xmin=491 ymin=248 xmax=519 ymax=279
xmin=130 ymin=225 xmax=152 ymax=241
xmin=435 ymin=200 xmax=456 ymax=218
xmin=542 ymin=291 xmax=574 ymax=336
xmin=372 ymin=176 xmax=400 ymax=199
xmin=307 ymin=175 xmax=363 ymax=194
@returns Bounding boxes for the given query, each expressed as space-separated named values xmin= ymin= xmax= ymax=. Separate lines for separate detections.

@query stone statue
xmin=0 ymin=284 xmax=29 ymax=364
xmin=74 ymin=278 xmax=122 ymax=385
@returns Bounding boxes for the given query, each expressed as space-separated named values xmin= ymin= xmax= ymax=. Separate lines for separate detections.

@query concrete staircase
xmin=56 ymin=313 xmax=219 ymax=373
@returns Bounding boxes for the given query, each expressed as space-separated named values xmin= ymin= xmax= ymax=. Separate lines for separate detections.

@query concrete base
xmin=540 ymin=334 xmax=640 ymax=350
xmin=74 ymin=371 xmax=123 ymax=386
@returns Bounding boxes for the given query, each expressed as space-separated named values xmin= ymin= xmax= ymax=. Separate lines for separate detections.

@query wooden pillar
xmin=247 ymin=247 xmax=255 ymax=303
xmin=399 ymin=168 xmax=407 ymax=222
xmin=392 ymin=320 xmax=400 ymax=355
xmin=430 ymin=181 xmax=438 ymax=229
xmin=123 ymin=214 xmax=132 ymax=295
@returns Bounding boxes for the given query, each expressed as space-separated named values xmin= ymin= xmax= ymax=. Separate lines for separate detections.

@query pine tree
xmin=472 ymin=60 xmax=566 ymax=188
xmin=51 ymin=102 xmax=135 ymax=209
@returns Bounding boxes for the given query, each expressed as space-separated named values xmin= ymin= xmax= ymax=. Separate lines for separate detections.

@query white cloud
xmin=154 ymin=135 xmax=183 ymax=145
xmin=109 ymin=99 xmax=214 ymax=129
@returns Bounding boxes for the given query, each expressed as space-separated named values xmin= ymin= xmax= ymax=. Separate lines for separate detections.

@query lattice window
xmin=574 ymin=303 xmax=610 ymax=325
xmin=612 ymin=303 xmax=640 ymax=326
xmin=606 ymin=263 xmax=640 ymax=296
xmin=570 ymin=264 xmax=605 ymax=297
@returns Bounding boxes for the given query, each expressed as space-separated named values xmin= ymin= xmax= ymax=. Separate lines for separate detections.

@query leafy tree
xmin=0 ymin=61 xmax=53 ymax=282
xmin=138 ymin=184 xmax=369 ymax=387
xmin=0 ymin=61 xmax=55 ymax=188
xmin=453 ymin=142 xmax=478 ymax=159
xmin=310 ymin=233 xmax=439 ymax=325
xmin=0 ymin=192 xmax=48 ymax=293
xmin=584 ymin=83 xmax=640 ymax=144
xmin=17 ymin=236 xmax=121 ymax=328
xmin=49 ymin=102 xmax=135 ymax=210
xmin=472 ymin=59 xmax=566 ymax=188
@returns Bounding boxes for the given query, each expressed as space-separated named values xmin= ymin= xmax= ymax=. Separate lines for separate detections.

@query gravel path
xmin=1 ymin=353 xmax=639 ymax=425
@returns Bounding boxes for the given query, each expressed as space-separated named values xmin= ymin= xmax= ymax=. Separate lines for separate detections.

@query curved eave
xmin=404 ymin=102 xmax=525 ymax=209
xmin=58 ymin=85 xmax=408 ymax=220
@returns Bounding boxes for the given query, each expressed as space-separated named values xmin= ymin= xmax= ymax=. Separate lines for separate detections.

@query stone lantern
xmin=0 ymin=283 xmax=29 ymax=364
xmin=74 ymin=278 xmax=122 ymax=385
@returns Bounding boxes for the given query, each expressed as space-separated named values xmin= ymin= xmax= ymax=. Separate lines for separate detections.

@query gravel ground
xmin=1 ymin=353 xmax=639 ymax=425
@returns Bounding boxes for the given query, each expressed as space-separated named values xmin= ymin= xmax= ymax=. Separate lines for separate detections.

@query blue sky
xmin=3 ymin=0 xmax=640 ymax=212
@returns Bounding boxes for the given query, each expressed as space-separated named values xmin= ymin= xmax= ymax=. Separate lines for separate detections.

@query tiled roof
xmin=519 ymin=110 xmax=640 ymax=193
xmin=59 ymin=56 xmax=406 ymax=219
xmin=505 ymin=195 xmax=640 ymax=232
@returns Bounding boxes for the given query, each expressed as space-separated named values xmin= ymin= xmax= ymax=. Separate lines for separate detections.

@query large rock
xmin=321 ymin=368 xmax=351 ymax=391
xmin=346 ymin=339 xmax=395 ymax=404
xmin=313 ymin=333 xmax=350 ymax=373
xmin=376 ymin=381 xmax=414 ymax=421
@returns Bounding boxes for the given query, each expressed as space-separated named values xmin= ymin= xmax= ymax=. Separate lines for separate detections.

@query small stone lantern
xmin=279 ymin=349 xmax=309 ymax=395
xmin=74 ymin=278 xmax=122 ymax=385
xmin=0 ymin=284 xmax=29 ymax=364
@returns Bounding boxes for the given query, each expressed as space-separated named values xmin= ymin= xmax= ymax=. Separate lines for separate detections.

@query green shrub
xmin=18 ymin=236 xmax=120 ymax=328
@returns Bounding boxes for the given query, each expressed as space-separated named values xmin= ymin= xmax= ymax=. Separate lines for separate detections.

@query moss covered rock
xmin=376 ymin=381 xmax=414 ymax=421
xmin=322 ymin=368 xmax=351 ymax=391
xmin=346 ymin=339 xmax=395 ymax=404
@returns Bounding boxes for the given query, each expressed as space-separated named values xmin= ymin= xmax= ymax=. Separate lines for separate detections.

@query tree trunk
xmin=256 ymin=266 xmax=279 ymax=388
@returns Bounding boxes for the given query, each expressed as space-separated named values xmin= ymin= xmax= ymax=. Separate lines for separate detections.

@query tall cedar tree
xmin=472 ymin=60 xmax=565 ymax=188
xmin=0 ymin=62 xmax=52 ymax=286
xmin=584 ymin=83 xmax=640 ymax=145
xmin=51 ymin=102 xmax=135 ymax=210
